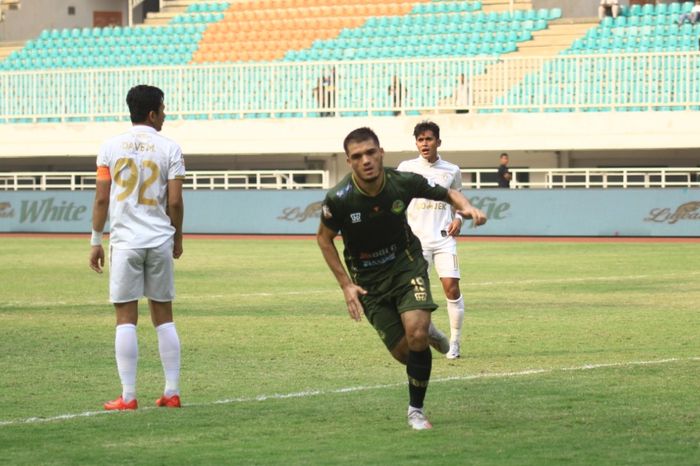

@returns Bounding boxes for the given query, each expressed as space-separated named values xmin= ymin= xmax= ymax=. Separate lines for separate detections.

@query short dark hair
xmin=126 ymin=85 xmax=164 ymax=123
xmin=343 ymin=127 xmax=380 ymax=154
xmin=500 ymin=153 xmax=509 ymax=158
xmin=413 ymin=121 xmax=440 ymax=140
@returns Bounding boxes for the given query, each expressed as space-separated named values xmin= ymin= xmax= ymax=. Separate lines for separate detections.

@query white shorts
xmin=109 ymin=238 xmax=175 ymax=303
xmin=422 ymin=245 xmax=460 ymax=279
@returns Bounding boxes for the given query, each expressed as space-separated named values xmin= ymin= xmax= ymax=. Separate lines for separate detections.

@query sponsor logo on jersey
xmin=0 ymin=202 xmax=14 ymax=218
xmin=391 ymin=200 xmax=405 ymax=214
xmin=350 ymin=212 xmax=361 ymax=223
xmin=358 ymin=245 xmax=397 ymax=268
xmin=644 ymin=201 xmax=700 ymax=224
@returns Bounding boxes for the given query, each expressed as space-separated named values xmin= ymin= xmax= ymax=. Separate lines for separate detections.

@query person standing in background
xmin=497 ymin=153 xmax=512 ymax=188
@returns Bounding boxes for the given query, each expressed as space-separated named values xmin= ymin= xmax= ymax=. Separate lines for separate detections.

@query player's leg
xmin=401 ymin=309 xmax=434 ymax=430
xmin=434 ymin=250 xmax=463 ymax=359
xmin=396 ymin=266 xmax=440 ymax=430
xmin=105 ymin=247 xmax=146 ymax=410
xmin=145 ymin=239 xmax=181 ymax=407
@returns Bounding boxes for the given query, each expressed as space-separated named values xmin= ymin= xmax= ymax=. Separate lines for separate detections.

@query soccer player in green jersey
xmin=317 ymin=127 xmax=487 ymax=430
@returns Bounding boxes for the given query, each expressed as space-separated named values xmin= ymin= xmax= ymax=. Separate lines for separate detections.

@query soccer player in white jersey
xmin=397 ymin=121 xmax=465 ymax=359
xmin=89 ymin=85 xmax=185 ymax=410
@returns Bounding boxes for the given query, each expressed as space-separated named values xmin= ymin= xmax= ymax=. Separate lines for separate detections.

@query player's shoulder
xmin=396 ymin=157 xmax=420 ymax=172
xmin=436 ymin=156 xmax=460 ymax=172
xmin=386 ymin=167 xmax=421 ymax=182
xmin=325 ymin=173 xmax=354 ymax=202
xmin=137 ymin=130 xmax=181 ymax=156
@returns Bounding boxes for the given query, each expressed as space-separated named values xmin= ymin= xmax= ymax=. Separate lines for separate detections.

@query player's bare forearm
xmin=89 ymin=179 xmax=110 ymax=274
xmin=167 ymin=179 xmax=184 ymax=258
xmin=317 ymin=223 xmax=366 ymax=321
xmin=317 ymin=224 xmax=353 ymax=289
xmin=91 ymin=179 xmax=110 ymax=232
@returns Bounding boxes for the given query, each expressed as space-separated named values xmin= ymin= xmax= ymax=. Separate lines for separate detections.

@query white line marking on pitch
xmin=1 ymin=356 xmax=697 ymax=428
xmin=3 ymin=271 xmax=698 ymax=308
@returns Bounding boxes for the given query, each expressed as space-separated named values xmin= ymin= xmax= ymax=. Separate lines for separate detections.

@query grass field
xmin=0 ymin=236 xmax=698 ymax=465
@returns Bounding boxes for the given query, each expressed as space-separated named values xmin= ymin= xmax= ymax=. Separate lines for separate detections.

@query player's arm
xmin=167 ymin=178 xmax=184 ymax=259
xmin=446 ymin=189 xmax=487 ymax=228
xmin=446 ymin=170 xmax=465 ymax=237
xmin=316 ymin=222 xmax=366 ymax=322
xmin=89 ymin=166 xmax=111 ymax=273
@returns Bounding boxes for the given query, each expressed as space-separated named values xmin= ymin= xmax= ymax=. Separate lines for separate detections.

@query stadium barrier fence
xmin=1 ymin=167 xmax=698 ymax=191
xmin=0 ymin=52 xmax=699 ymax=122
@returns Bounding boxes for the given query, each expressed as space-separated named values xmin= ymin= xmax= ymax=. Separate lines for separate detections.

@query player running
xmin=398 ymin=121 xmax=465 ymax=359
xmin=317 ymin=127 xmax=486 ymax=430
xmin=89 ymin=85 xmax=185 ymax=411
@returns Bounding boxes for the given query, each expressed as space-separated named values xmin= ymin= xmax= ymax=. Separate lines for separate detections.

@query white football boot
xmin=407 ymin=407 xmax=433 ymax=430
xmin=428 ymin=323 xmax=450 ymax=354
xmin=446 ymin=341 xmax=460 ymax=360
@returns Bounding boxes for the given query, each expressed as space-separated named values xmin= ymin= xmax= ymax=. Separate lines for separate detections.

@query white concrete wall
xmin=0 ymin=0 xmax=131 ymax=42
xmin=0 ymin=111 xmax=698 ymax=180
xmin=0 ymin=111 xmax=697 ymax=156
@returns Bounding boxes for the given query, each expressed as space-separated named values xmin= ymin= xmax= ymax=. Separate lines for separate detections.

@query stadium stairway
xmin=144 ymin=0 xmax=191 ymax=25
xmin=468 ymin=16 xmax=598 ymax=107
xmin=494 ymin=1 xmax=700 ymax=112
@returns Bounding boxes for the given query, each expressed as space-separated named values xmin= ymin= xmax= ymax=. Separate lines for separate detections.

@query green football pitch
xmin=0 ymin=236 xmax=698 ymax=465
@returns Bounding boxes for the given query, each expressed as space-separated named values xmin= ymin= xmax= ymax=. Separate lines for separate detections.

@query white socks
xmin=156 ymin=322 xmax=181 ymax=397
xmin=446 ymin=295 xmax=465 ymax=343
xmin=114 ymin=322 xmax=181 ymax=401
xmin=115 ymin=324 xmax=138 ymax=402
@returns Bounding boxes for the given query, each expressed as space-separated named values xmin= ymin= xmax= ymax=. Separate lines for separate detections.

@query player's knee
xmin=405 ymin=327 xmax=429 ymax=350
xmin=445 ymin=285 xmax=461 ymax=300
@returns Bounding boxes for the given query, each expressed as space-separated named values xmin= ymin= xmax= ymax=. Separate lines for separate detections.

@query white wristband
xmin=455 ymin=213 xmax=464 ymax=222
xmin=90 ymin=230 xmax=104 ymax=246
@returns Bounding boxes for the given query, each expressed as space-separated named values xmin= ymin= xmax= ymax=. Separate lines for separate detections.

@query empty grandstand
xmin=0 ymin=0 xmax=698 ymax=234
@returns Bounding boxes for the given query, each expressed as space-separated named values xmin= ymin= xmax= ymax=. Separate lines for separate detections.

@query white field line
xmin=2 ymin=271 xmax=698 ymax=308
xmin=1 ymin=356 xmax=698 ymax=428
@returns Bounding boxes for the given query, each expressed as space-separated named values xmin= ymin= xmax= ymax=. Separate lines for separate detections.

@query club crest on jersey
xmin=391 ymin=200 xmax=405 ymax=214
xmin=350 ymin=212 xmax=362 ymax=223
xmin=322 ymin=204 xmax=333 ymax=219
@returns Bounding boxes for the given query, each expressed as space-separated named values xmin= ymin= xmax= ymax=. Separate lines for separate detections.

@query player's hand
xmin=446 ymin=218 xmax=463 ymax=237
xmin=89 ymin=245 xmax=104 ymax=273
xmin=457 ymin=207 xmax=488 ymax=228
xmin=173 ymin=237 xmax=183 ymax=259
xmin=342 ymin=284 xmax=367 ymax=322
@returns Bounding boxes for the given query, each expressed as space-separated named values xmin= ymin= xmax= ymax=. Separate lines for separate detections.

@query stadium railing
xmin=0 ymin=52 xmax=699 ymax=123
xmin=2 ymin=168 xmax=698 ymax=191
xmin=0 ymin=170 xmax=329 ymax=191
xmin=462 ymin=167 xmax=700 ymax=189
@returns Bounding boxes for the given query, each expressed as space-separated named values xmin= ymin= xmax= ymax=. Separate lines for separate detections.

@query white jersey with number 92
xmin=97 ymin=125 xmax=185 ymax=250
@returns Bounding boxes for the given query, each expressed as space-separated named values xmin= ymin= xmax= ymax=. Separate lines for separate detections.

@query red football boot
xmin=104 ymin=395 xmax=138 ymax=411
xmin=155 ymin=394 xmax=181 ymax=408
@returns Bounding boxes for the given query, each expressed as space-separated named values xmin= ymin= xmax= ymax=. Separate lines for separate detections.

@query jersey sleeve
xmin=451 ymin=166 xmax=463 ymax=192
xmin=168 ymin=145 xmax=186 ymax=180
xmin=96 ymin=142 xmax=109 ymax=168
xmin=320 ymin=193 xmax=342 ymax=232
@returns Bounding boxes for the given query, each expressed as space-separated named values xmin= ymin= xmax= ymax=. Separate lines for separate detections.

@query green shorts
xmin=359 ymin=264 xmax=438 ymax=350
